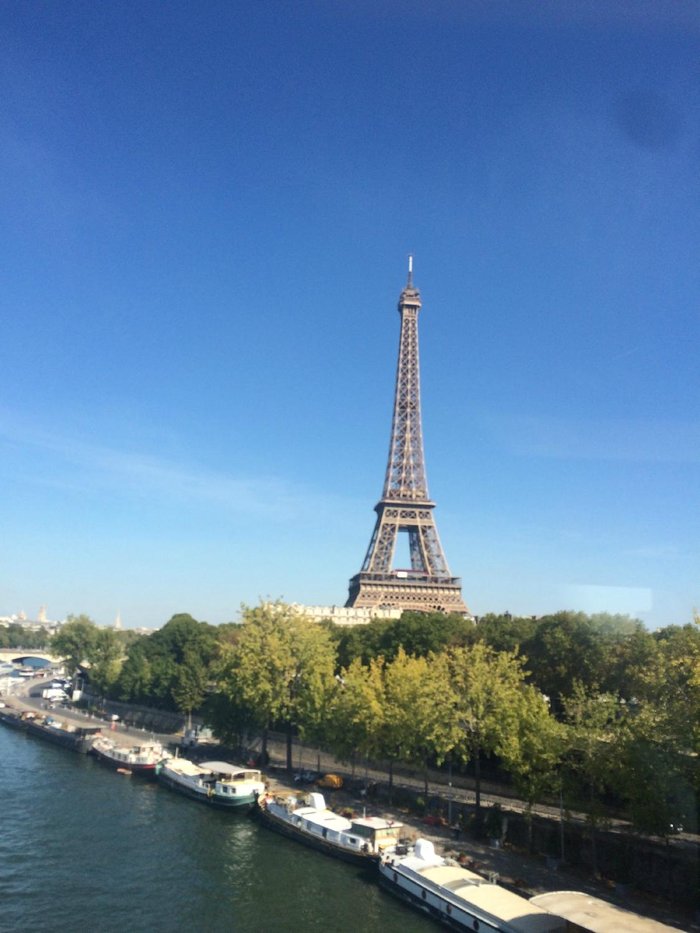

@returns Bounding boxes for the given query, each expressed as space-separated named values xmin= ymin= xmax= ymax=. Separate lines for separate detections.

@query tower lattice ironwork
xmin=346 ymin=260 xmax=469 ymax=615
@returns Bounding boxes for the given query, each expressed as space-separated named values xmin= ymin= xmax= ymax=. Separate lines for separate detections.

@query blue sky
xmin=1 ymin=1 xmax=698 ymax=630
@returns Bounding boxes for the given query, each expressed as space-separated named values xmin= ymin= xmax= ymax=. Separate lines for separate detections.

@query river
xmin=0 ymin=725 xmax=437 ymax=933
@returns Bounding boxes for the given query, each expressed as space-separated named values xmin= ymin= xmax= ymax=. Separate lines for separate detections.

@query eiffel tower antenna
xmin=346 ymin=263 xmax=470 ymax=615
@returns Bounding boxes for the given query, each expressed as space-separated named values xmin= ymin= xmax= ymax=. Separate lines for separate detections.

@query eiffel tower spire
xmin=346 ymin=260 xmax=469 ymax=615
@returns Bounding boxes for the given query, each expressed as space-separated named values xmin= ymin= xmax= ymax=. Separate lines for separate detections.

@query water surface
xmin=0 ymin=727 xmax=436 ymax=932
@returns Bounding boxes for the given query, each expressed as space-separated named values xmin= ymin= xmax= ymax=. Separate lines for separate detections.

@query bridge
xmin=0 ymin=649 xmax=62 ymax=665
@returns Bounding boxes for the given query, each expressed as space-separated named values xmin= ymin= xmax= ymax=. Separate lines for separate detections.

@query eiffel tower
xmin=346 ymin=260 xmax=470 ymax=615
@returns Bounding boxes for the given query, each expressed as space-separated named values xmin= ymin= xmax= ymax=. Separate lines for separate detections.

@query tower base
xmin=346 ymin=571 xmax=470 ymax=616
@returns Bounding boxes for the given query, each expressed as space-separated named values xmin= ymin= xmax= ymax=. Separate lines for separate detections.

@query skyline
xmin=1 ymin=2 xmax=698 ymax=630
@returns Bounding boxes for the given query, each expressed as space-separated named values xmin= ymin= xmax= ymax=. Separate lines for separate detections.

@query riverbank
xmin=3 ymin=690 xmax=696 ymax=931
xmin=259 ymin=771 xmax=695 ymax=932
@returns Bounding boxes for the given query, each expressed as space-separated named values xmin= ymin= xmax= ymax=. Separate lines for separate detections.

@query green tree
xmin=88 ymin=628 xmax=123 ymax=695
xmin=447 ymin=643 xmax=533 ymax=812
xmin=382 ymin=649 xmax=460 ymax=798
xmin=332 ymin=618 xmax=393 ymax=669
xmin=502 ymin=686 xmax=566 ymax=851
xmin=51 ymin=614 xmax=99 ymax=674
xmin=171 ymin=645 xmax=209 ymax=729
xmin=117 ymin=641 xmax=153 ymax=703
xmin=520 ymin=612 xmax=649 ymax=711
xmin=377 ymin=612 xmax=474 ymax=660
xmin=324 ymin=656 xmax=386 ymax=773
xmin=113 ymin=613 xmax=217 ymax=712
xmin=560 ymin=683 xmax=626 ymax=875
xmin=0 ymin=623 xmax=51 ymax=650
xmin=615 ymin=702 xmax=694 ymax=839
xmin=213 ymin=603 xmax=336 ymax=768
xmin=475 ymin=613 xmax=539 ymax=654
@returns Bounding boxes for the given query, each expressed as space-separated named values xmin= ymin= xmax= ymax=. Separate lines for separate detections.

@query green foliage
xmin=0 ymin=623 xmax=51 ymax=650
xmin=51 ymin=614 xmax=100 ymax=674
xmin=447 ymin=643 xmax=531 ymax=765
xmin=332 ymin=611 xmax=474 ymax=668
xmin=116 ymin=642 xmax=153 ymax=702
xmin=88 ymin=628 xmax=123 ymax=695
xmin=560 ymin=683 xmax=625 ymax=852
xmin=211 ymin=603 xmax=336 ymax=761
xmin=113 ymin=613 xmax=217 ymax=712
xmin=474 ymin=613 xmax=539 ymax=653
xmin=503 ymin=685 xmax=566 ymax=813
xmin=444 ymin=643 xmax=543 ymax=810
xmin=171 ymin=645 xmax=209 ymax=726
xmin=480 ymin=611 xmax=646 ymax=710
xmin=66 ymin=601 xmax=697 ymax=843
xmin=520 ymin=612 xmax=609 ymax=705
xmin=382 ymin=649 xmax=462 ymax=796
xmin=324 ymin=656 xmax=387 ymax=764
xmin=379 ymin=612 xmax=475 ymax=659
xmin=614 ymin=705 xmax=695 ymax=837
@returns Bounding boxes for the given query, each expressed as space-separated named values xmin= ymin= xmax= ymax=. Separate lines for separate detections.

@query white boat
xmin=379 ymin=838 xmax=565 ymax=932
xmin=91 ymin=735 xmax=168 ymax=776
xmin=256 ymin=791 xmax=404 ymax=866
xmin=157 ymin=757 xmax=265 ymax=808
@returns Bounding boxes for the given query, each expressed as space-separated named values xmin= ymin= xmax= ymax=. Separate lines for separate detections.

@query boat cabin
xmin=349 ymin=815 xmax=404 ymax=852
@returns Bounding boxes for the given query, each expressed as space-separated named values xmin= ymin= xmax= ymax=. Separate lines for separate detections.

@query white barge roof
xmin=530 ymin=891 xmax=678 ymax=932
xmin=199 ymin=761 xmax=261 ymax=777
xmin=393 ymin=840 xmax=564 ymax=933
xmin=296 ymin=806 xmax=352 ymax=829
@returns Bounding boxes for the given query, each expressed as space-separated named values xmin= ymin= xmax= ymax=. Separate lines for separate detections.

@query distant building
xmin=289 ymin=604 xmax=402 ymax=626
xmin=0 ymin=609 xmax=63 ymax=635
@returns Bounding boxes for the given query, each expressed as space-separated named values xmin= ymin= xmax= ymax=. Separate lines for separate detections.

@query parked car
xmin=316 ymin=773 xmax=344 ymax=789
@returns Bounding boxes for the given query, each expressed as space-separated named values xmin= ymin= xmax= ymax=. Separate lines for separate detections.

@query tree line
xmin=50 ymin=604 xmax=699 ymax=843
xmin=0 ymin=622 xmax=52 ymax=650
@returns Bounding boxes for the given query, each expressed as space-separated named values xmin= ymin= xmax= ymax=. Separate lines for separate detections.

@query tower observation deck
xmin=346 ymin=261 xmax=470 ymax=615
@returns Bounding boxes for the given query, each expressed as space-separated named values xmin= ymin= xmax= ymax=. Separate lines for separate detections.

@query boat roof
xmin=296 ymin=806 xmax=352 ymax=831
xmin=530 ymin=891 xmax=678 ymax=932
xmin=168 ymin=758 xmax=204 ymax=775
xmin=351 ymin=816 xmax=403 ymax=831
xmin=199 ymin=761 xmax=261 ymax=778
xmin=399 ymin=858 xmax=564 ymax=933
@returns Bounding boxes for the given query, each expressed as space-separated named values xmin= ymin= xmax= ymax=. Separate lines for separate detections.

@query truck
xmin=42 ymin=687 xmax=68 ymax=701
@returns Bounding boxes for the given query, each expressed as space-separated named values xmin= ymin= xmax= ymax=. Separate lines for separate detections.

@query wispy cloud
xmin=0 ymin=408 xmax=348 ymax=522
xmin=482 ymin=412 xmax=700 ymax=463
